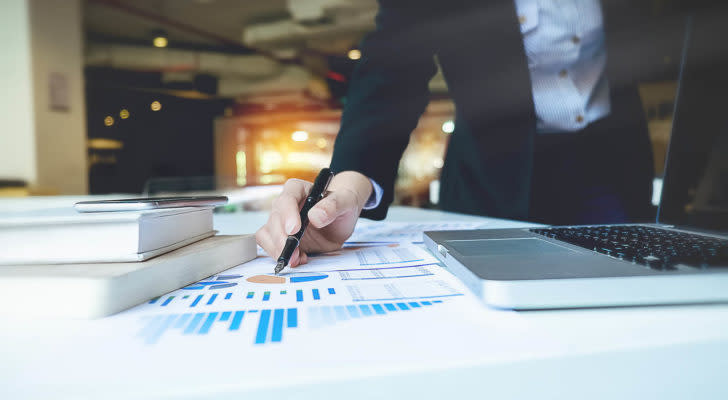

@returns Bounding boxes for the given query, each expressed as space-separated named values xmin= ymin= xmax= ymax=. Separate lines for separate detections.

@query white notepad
xmin=0 ymin=207 xmax=214 ymax=264
xmin=0 ymin=235 xmax=257 ymax=318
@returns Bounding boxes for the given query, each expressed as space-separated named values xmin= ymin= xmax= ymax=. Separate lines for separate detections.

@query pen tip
xmin=274 ymin=261 xmax=285 ymax=275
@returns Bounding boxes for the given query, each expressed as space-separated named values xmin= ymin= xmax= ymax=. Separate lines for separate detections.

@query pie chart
xmin=246 ymin=273 xmax=329 ymax=284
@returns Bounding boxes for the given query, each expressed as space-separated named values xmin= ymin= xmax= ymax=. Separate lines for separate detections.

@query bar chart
xmin=137 ymin=307 xmax=299 ymax=345
xmin=147 ymin=286 xmax=338 ymax=308
xmin=308 ymin=300 xmax=444 ymax=328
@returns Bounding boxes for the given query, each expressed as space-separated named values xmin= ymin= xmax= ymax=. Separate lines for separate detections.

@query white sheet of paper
xmin=346 ymin=221 xmax=486 ymax=244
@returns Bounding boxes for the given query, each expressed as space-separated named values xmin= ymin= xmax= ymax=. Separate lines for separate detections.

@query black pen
xmin=274 ymin=168 xmax=335 ymax=275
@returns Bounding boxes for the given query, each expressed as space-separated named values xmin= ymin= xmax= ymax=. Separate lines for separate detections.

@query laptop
xmin=424 ymin=14 xmax=728 ymax=309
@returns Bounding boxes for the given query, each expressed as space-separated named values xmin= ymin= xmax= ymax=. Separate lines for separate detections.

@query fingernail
xmin=285 ymin=219 xmax=296 ymax=235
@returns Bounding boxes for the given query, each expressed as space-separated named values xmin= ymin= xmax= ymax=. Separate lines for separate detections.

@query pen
xmin=274 ymin=168 xmax=335 ymax=275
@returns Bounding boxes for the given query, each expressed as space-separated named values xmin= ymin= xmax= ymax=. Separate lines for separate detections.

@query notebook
xmin=0 ymin=235 xmax=257 ymax=318
xmin=0 ymin=207 xmax=214 ymax=264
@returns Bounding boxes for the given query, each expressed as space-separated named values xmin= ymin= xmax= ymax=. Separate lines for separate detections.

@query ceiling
xmin=83 ymin=0 xmax=377 ymax=57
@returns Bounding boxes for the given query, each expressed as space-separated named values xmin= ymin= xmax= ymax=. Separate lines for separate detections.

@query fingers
xmin=272 ymin=179 xmax=312 ymax=235
xmin=254 ymin=227 xmax=308 ymax=267
xmin=308 ymin=188 xmax=359 ymax=229
xmin=256 ymin=179 xmax=314 ymax=268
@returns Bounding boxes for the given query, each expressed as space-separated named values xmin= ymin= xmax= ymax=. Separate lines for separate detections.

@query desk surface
xmin=1 ymin=203 xmax=727 ymax=399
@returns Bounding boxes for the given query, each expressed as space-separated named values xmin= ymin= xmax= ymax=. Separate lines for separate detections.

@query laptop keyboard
xmin=530 ymin=225 xmax=728 ymax=270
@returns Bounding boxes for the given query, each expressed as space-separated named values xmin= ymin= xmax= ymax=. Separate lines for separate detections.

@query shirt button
xmin=559 ymin=69 xmax=568 ymax=78
xmin=518 ymin=15 xmax=527 ymax=24
xmin=572 ymin=35 xmax=581 ymax=44
xmin=576 ymin=115 xmax=584 ymax=123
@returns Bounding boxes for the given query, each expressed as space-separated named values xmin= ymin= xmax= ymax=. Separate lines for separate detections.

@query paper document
xmin=347 ymin=221 xmax=485 ymax=244
xmin=128 ymin=243 xmax=457 ymax=345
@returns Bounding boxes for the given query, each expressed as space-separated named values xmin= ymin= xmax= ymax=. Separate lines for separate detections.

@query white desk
xmin=2 ymin=204 xmax=727 ymax=399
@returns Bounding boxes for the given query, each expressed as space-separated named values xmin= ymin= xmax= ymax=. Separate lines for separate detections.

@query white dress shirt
xmin=363 ymin=0 xmax=611 ymax=209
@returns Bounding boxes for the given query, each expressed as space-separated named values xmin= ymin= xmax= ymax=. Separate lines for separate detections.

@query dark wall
xmin=86 ymin=68 xmax=228 ymax=194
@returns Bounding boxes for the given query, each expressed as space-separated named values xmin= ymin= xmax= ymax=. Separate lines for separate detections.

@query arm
xmin=330 ymin=0 xmax=440 ymax=220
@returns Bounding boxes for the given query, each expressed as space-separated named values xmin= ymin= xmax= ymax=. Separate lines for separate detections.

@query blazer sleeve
xmin=329 ymin=0 xmax=439 ymax=220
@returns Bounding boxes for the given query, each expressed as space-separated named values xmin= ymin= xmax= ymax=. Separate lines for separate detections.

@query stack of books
xmin=0 ymin=207 xmax=256 ymax=318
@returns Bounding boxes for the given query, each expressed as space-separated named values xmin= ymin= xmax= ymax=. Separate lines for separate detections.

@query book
xmin=0 ymin=207 xmax=214 ymax=264
xmin=0 ymin=235 xmax=257 ymax=318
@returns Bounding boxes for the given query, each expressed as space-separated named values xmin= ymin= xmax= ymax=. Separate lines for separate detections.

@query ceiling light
xmin=291 ymin=131 xmax=309 ymax=142
xmin=347 ymin=49 xmax=361 ymax=60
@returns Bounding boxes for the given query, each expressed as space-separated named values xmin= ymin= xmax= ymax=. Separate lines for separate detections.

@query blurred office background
xmin=0 ymin=0 xmax=678 ymax=210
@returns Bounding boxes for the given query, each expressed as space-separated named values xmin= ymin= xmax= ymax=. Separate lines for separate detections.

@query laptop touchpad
xmin=448 ymin=238 xmax=575 ymax=257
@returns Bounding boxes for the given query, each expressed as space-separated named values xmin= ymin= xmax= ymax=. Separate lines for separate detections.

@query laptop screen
xmin=659 ymin=11 xmax=728 ymax=231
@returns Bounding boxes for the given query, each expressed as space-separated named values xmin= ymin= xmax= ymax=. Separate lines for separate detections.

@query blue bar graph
xmin=307 ymin=300 xmax=445 ymax=329
xmin=229 ymin=311 xmax=244 ymax=331
xmin=138 ymin=308 xmax=301 ymax=345
xmin=207 ymin=294 xmax=218 ymax=305
xmin=190 ymin=295 xmax=203 ymax=308
xmin=287 ymin=308 xmax=298 ymax=328
xmin=183 ymin=313 xmax=205 ymax=334
xmin=225 ymin=293 xmax=232 ymax=300
xmin=312 ymin=289 xmax=320 ymax=300
xmin=255 ymin=310 xmax=271 ymax=344
xmin=199 ymin=312 xmax=218 ymax=334
xmin=271 ymin=309 xmax=284 ymax=342
xmin=346 ymin=305 xmax=360 ymax=318
xmin=328 ymin=288 xmax=336 ymax=294
xmin=173 ymin=313 xmax=191 ymax=328
xmin=161 ymin=296 xmax=174 ymax=306
xmin=296 ymin=289 xmax=303 ymax=302
xmin=263 ymin=291 xmax=270 ymax=301
xmin=148 ymin=297 xmax=160 ymax=304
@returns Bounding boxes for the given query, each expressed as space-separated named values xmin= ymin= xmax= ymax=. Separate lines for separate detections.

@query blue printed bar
xmin=184 ymin=313 xmax=205 ymax=334
xmin=408 ymin=302 xmax=421 ymax=308
xmin=271 ymin=309 xmax=285 ymax=342
xmin=198 ymin=312 xmax=219 ymax=334
xmin=190 ymin=295 xmax=203 ymax=307
xmin=287 ymin=308 xmax=298 ymax=328
xmin=328 ymin=288 xmax=336 ymax=294
xmin=358 ymin=304 xmax=373 ymax=316
xmin=229 ymin=311 xmax=245 ymax=331
xmin=372 ymin=304 xmax=386 ymax=315
xmin=384 ymin=303 xmax=397 ymax=311
xmin=255 ymin=310 xmax=271 ymax=344
xmin=321 ymin=306 xmax=334 ymax=324
xmin=225 ymin=293 xmax=232 ymax=300
xmin=346 ymin=305 xmax=361 ymax=318
xmin=421 ymin=301 xmax=432 ymax=306
xmin=220 ymin=311 xmax=232 ymax=321
xmin=161 ymin=296 xmax=174 ymax=306
xmin=396 ymin=302 xmax=410 ymax=310
xmin=146 ymin=314 xmax=177 ymax=344
xmin=334 ymin=305 xmax=348 ymax=320
xmin=148 ymin=297 xmax=160 ymax=304
xmin=246 ymin=292 xmax=254 ymax=299
xmin=312 ymin=289 xmax=320 ymax=300
xmin=207 ymin=294 xmax=218 ymax=305
xmin=263 ymin=291 xmax=270 ymax=301
xmin=296 ymin=289 xmax=303 ymax=302
xmin=433 ymin=300 xmax=443 ymax=303
xmin=173 ymin=313 xmax=192 ymax=328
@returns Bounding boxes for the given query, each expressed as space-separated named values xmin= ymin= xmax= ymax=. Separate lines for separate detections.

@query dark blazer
xmin=330 ymin=0 xmax=686 ymax=220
